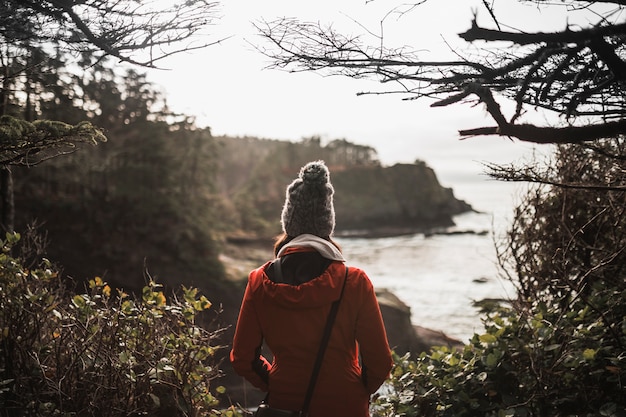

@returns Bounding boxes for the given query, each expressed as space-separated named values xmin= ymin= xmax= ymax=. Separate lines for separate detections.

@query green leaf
xmin=447 ymin=355 xmax=460 ymax=366
xmin=582 ymin=348 xmax=597 ymax=361
xmin=486 ymin=353 xmax=498 ymax=367
xmin=479 ymin=333 xmax=497 ymax=344
xmin=119 ymin=351 xmax=130 ymax=364
xmin=5 ymin=232 xmax=20 ymax=245
xmin=72 ymin=295 xmax=86 ymax=308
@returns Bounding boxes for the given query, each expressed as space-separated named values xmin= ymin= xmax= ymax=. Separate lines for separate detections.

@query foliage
xmin=373 ymin=140 xmax=626 ymax=416
xmin=10 ymin=60 xmax=227 ymax=291
xmin=374 ymin=298 xmax=625 ymax=417
xmin=0 ymin=232 xmax=243 ymax=417
xmin=0 ymin=0 xmax=223 ymax=233
xmin=495 ymin=140 xmax=626 ymax=301
xmin=0 ymin=115 xmax=106 ymax=166
xmin=13 ymin=125 xmax=228 ymax=291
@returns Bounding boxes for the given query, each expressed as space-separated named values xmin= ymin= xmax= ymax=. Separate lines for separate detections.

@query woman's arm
xmin=354 ymin=270 xmax=394 ymax=394
xmin=229 ymin=276 xmax=272 ymax=391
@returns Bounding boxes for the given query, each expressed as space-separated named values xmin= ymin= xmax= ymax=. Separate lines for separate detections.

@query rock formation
xmin=332 ymin=162 xmax=472 ymax=236
xmin=377 ymin=288 xmax=464 ymax=357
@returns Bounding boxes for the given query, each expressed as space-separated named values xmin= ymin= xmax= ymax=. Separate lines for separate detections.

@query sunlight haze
xmin=144 ymin=0 xmax=607 ymax=207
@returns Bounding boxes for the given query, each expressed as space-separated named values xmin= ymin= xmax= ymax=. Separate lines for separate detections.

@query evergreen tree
xmin=0 ymin=0 xmax=221 ymax=232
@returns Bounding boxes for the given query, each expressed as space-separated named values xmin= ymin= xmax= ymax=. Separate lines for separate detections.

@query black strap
xmin=274 ymin=257 xmax=285 ymax=283
xmin=301 ymin=265 xmax=349 ymax=415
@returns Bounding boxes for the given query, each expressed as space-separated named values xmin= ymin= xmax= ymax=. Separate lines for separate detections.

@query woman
xmin=230 ymin=160 xmax=393 ymax=417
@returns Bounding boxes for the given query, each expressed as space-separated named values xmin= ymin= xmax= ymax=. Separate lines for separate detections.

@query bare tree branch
xmin=485 ymin=160 xmax=626 ymax=191
xmin=459 ymin=20 xmax=626 ymax=46
xmin=254 ymin=2 xmax=626 ymax=144
xmin=1 ymin=0 xmax=226 ymax=69
xmin=459 ymin=119 xmax=626 ymax=143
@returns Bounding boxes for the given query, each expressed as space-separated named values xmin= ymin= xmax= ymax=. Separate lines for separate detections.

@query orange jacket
xmin=230 ymin=254 xmax=393 ymax=417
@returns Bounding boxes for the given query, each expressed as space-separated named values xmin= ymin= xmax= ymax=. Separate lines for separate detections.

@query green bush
xmin=373 ymin=298 xmax=625 ymax=417
xmin=0 ymin=232 xmax=242 ymax=417
xmin=373 ymin=141 xmax=626 ymax=417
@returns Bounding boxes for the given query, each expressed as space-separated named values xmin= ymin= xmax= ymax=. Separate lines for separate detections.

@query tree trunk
xmin=1 ymin=166 xmax=14 ymax=233
xmin=1 ymin=64 xmax=13 ymax=234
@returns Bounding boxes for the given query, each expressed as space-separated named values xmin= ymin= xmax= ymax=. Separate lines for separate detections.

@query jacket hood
xmin=251 ymin=261 xmax=346 ymax=309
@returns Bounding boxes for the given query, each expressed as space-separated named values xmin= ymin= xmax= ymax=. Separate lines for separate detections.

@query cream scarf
xmin=276 ymin=234 xmax=345 ymax=262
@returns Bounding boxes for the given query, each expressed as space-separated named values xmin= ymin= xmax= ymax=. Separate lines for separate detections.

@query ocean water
xmin=336 ymin=179 xmax=524 ymax=342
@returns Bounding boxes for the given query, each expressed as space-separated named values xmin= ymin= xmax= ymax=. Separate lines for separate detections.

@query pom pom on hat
xmin=281 ymin=160 xmax=335 ymax=238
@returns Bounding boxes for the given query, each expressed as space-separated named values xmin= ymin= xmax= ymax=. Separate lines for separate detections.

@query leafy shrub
xmin=0 ymin=232 xmax=242 ymax=417
xmin=373 ymin=141 xmax=626 ymax=417
xmin=373 ymin=299 xmax=625 ymax=417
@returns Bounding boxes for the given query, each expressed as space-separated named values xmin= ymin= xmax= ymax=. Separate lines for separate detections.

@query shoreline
xmin=218 ymin=221 xmax=489 ymax=281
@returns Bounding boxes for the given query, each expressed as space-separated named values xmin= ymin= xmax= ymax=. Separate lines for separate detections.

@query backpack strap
xmin=301 ymin=265 xmax=349 ymax=415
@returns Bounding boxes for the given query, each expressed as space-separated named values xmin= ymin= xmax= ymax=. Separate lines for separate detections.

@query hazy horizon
xmin=143 ymin=0 xmax=574 ymax=211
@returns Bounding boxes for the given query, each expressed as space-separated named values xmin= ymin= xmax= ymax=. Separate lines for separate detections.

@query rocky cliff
xmin=215 ymin=136 xmax=473 ymax=239
xmin=332 ymin=162 xmax=472 ymax=236
xmin=377 ymin=288 xmax=464 ymax=355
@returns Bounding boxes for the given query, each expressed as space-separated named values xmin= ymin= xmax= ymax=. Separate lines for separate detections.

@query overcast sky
xmin=143 ymin=1 xmax=612 ymax=211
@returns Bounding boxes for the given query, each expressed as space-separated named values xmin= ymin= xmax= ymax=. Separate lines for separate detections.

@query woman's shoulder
xmin=342 ymin=264 xmax=374 ymax=291
xmin=344 ymin=264 xmax=367 ymax=278
xmin=247 ymin=261 xmax=272 ymax=289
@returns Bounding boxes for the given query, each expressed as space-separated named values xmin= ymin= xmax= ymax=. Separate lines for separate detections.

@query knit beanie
xmin=281 ymin=160 xmax=335 ymax=238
